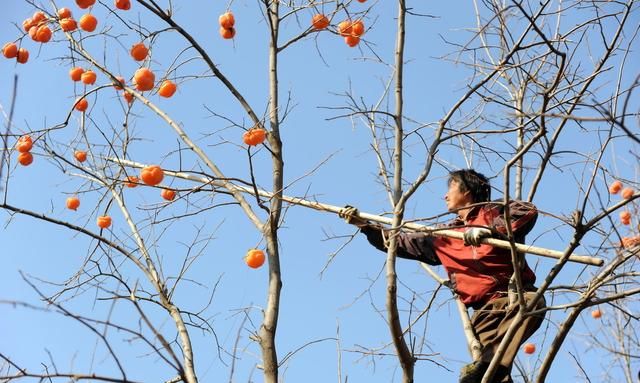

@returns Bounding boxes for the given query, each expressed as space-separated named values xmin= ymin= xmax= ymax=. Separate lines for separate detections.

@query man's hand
xmin=338 ymin=205 xmax=368 ymax=227
xmin=463 ymin=227 xmax=491 ymax=246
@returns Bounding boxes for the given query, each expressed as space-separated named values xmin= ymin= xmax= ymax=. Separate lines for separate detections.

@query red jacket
xmin=360 ymin=200 xmax=538 ymax=307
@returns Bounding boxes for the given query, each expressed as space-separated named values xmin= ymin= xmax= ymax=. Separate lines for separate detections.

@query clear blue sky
xmin=1 ymin=1 xmax=638 ymax=382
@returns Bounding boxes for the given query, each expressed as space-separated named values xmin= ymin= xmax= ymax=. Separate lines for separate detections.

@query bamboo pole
xmin=107 ymin=158 xmax=603 ymax=267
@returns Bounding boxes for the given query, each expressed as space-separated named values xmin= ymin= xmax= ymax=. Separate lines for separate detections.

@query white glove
xmin=338 ymin=205 xmax=367 ymax=227
xmin=463 ymin=227 xmax=492 ymax=246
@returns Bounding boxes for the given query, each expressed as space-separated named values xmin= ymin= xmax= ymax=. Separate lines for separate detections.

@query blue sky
xmin=1 ymin=1 xmax=639 ymax=382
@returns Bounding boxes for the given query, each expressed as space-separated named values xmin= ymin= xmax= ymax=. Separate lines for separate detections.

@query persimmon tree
xmin=1 ymin=1 xmax=639 ymax=383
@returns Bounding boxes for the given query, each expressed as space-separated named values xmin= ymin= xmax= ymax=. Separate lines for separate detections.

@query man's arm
xmin=491 ymin=200 xmax=538 ymax=240
xmin=358 ymin=224 xmax=441 ymax=265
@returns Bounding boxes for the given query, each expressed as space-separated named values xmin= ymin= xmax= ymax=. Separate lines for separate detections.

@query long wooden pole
xmin=107 ymin=158 xmax=603 ymax=267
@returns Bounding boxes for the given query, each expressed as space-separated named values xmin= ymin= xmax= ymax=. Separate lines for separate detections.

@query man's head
xmin=445 ymin=169 xmax=491 ymax=212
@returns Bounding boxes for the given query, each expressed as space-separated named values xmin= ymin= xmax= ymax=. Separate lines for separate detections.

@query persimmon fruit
xmin=81 ymin=69 xmax=97 ymax=85
xmin=57 ymin=8 xmax=73 ymax=19
xmin=75 ymin=97 xmax=89 ymax=112
xmin=15 ymin=135 xmax=33 ymax=153
xmin=161 ymin=188 xmax=176 ymax=201
xmin=60 ymin=18 xmax=78 ymax=32
xmin=219 ymin=12 xmax=235 ymax=29
xmin=97 ymin=215 xmax=112 ymax=229
xmin=125 ymin=175 xmax=139 ymax=188
xmin=311 ymin=14 xmax=329 ymax=30
xmin=35 ymin=25 xmax=53 ymax=43
xmin=115 ymin=0 xmax=131 ymax=10
xmin=74 ymin=150 xmax=87 ymax=162
xmin=158 ymin=80 xmax=177 ymax=98
xmin=609 ymin=180 xmax=623 ymax=194
xmin=113 ymin=76 xmax=126 ymax=90
xmin=23 ymin=18 xmax=35 ymax=32
xmin=245 ymin=249 xmax=265 ymax=269
xmin=18 ymin=152 xmax=33 ymax=166
xmin=219 ymin=27 xmax=236 ymax=39
xmin=140 ymin=165 xmax=164 ymax=186
xmin=130 ymin=43 xmax=148 ymax=61
xmin=123 ymin=91 xmax=134 ymax=104
xmin=16 ymin=48 xmax=29 ymax=63
xmin=79 ymin=13 xmax=98 ymax=32
xmin=32 ymin=11 xmax=46 ymax=24
xmin=591 ymin=309 xmax=602 ymax=319
xmin=66 ymin=196 xmax=80 ymax=211
xmin=2 ymin=42 xmax=18 ymax=59
xmin=243 ymin=128 xmax=267 ymax=146
xmin=337 ymin=20 xmax=353 ymax=36
xmin=134 ymin=67 xmax=155 ymax=91
xmin=523 ymin=343 xmax=535 ymax=354
xmin=351 ymin=20 xmax=365 ymax=36
xmin=69 ymin=67 xmax=84 ymax=81
xmin=76 ymin=0 xmax=96 ymax=9
xmin=345 ymin=35 xmax=360 ymax=47
xmin=621 ymin=187 xmax=634 ymax=199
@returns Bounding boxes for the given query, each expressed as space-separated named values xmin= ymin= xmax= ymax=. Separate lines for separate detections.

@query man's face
xmin=445 ymin=180 xmax=474 ymax=212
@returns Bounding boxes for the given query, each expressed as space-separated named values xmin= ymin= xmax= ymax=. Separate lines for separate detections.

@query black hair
xmin=448 ymin=169 xmax=491 ymax=203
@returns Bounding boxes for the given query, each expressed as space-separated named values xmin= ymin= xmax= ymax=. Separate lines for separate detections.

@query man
xmin=339 ymin=169 xmax=546 ymax=383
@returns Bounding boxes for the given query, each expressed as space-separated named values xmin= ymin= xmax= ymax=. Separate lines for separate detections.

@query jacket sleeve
xmin=491 ymin=200 xmax=538 ymax=241
xmin=359 ymin=224 xmax=441 ymax=265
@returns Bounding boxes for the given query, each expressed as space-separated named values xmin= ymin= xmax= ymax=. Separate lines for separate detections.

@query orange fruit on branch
xmin=79 ymin=13 xmax=98 ymax=32
xmin=133 ymin=67 xmax=155 ymax=91
xmin=17 ymin=152 xmax=34 ymax=166
xmin=161 ymin=188 xmax=176 ymax=201
xmin=130 ymin=42 xmax=148 ymax=61
xmin=522 ymin=343 xmax=535 ymax=354
xmin=140 ymin=165 xmax=164 ymax=186
xmin=245 ymin=249 xmax=265 ymax=269
xmin=2 ymin=42 xmax=18 ymax=59
xmin=351 ymin=20 xmax=365 ymax=36
xmin=337 ymin=20 xmax=353 ymax=36
xmin=243 ymin=128 xmax=267 ymax=146
xmin=97 ymin=215 xmax=112 ymax=229
xmin=609 ymin=180 xmax=623 ymax=194
xmin=219 ymin=27 xmax=236 ymax=39
xmin=123 ymin=91 xmax=134 ymax=104
xmin=75 ymin=97 xmax=89 ymax=112
xmin=69 ymin=67 xmax=84 ymax=81
xmin=76 ymin=0 xmax=96 ymax=9
xmin=113 ymin=76 xmax=126 ymax=90
xmin=74 ymin=150 xmax=87 ymax=162
xmin=345 ymin=35 xmax=360 ymax=47
xmin=621 ymin=187 xmax=634 ymax=199
xmin=60 ymin=18 xmax=78 ymax=32
xmin=57 ymin=8 xmax=73 ymax=19
xmin=591 ymin=309 xmax=602 ymax=319
xmin=16 ymin=48 xmax=29 ymax=64
xmin=115 ymin=0 xmax=131 ymax=10
xmin=311 ymin=14 xmax=329 ymax=30
xmin=219 ymin=11 xmax=235 ymax=29
xmin=23 ymin=18 xmax=35 ymax=32
xmin=15 ymin=135 xmax=33 ymax=153
xmin=81 ymin=69 xmax=97 ymax=85
xmin=158 ymin=80 xmax=177 ymax=98
xmin=32 ymin=11 xmax=47 ymax=24
xmin=35 ymin=25 xmax=53 ymax=43
xmin=125 ymin=175 xmax=139 ymax=188
xmin=66 ymin=196 xmax=80 ymax=211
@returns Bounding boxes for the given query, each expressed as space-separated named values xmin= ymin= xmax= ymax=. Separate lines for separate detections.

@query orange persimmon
xmin=523 ymin=343 xmax=535 ymax=354
xmin=57 ymin=8 xmax=73 ymax=19
xmin=79 ymin=13 xmax=98 ymax=32
xmin=60 ymin=18 xmax=78 ymax=32
xmin=76 ymin=0 xmax=96 ymax=9
xmin=311 ymin=14 xmax=329 ymax=30
xmin=15 ymin=135 xmax=33 ymax=153
xmin=75 ymin=97 xmax=89 ymax=112
xmin=242 ymin=128 xmax=267 ymax=146
xmin=219 ymin=12 xmax=235 ymax=29
xmin=2 ymin=42 xmax=18 ymax=58
xmin=74 ymin=150 xmax=87 ymax=162
xmin=245 ymin=249 xmax=265 ymax=269
xmin=66 ymin=196 xmax=80 ymax=210
xmin=16 ymin=48 xmax=29 ymax=63
xmin=125 ymin=175 xmax=139 ymax=188
xmin=130 ymin=42 xmax=148 ymax=61
xmin=158 ymin=80 xmax=177 ymax=98
xmin=18 ymin=152 xmax=34 ymax=166
xmin=621 ymin=187 xmax=634 ymax=199
xmin=609 ymin=180 xmax=623 ymax=194
xmin=115 ymin=0 xmax=131 ymax=10
xmin=97 ymin=215 xmax=112 ymax=229
xmin=219 ymin=27 xmax=236 ymax=39
xmin=81 ymin=69 xmax=96 ymax=85
xmin=161 ymin=188 xmax=176 ymax=201
xmin=133 ymin=67 xmax=155 ymax=91
xmin=140 ymin=165 xmax=164 ymax=186
xmin=69 ymin=67 xmax=84 ymax=81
